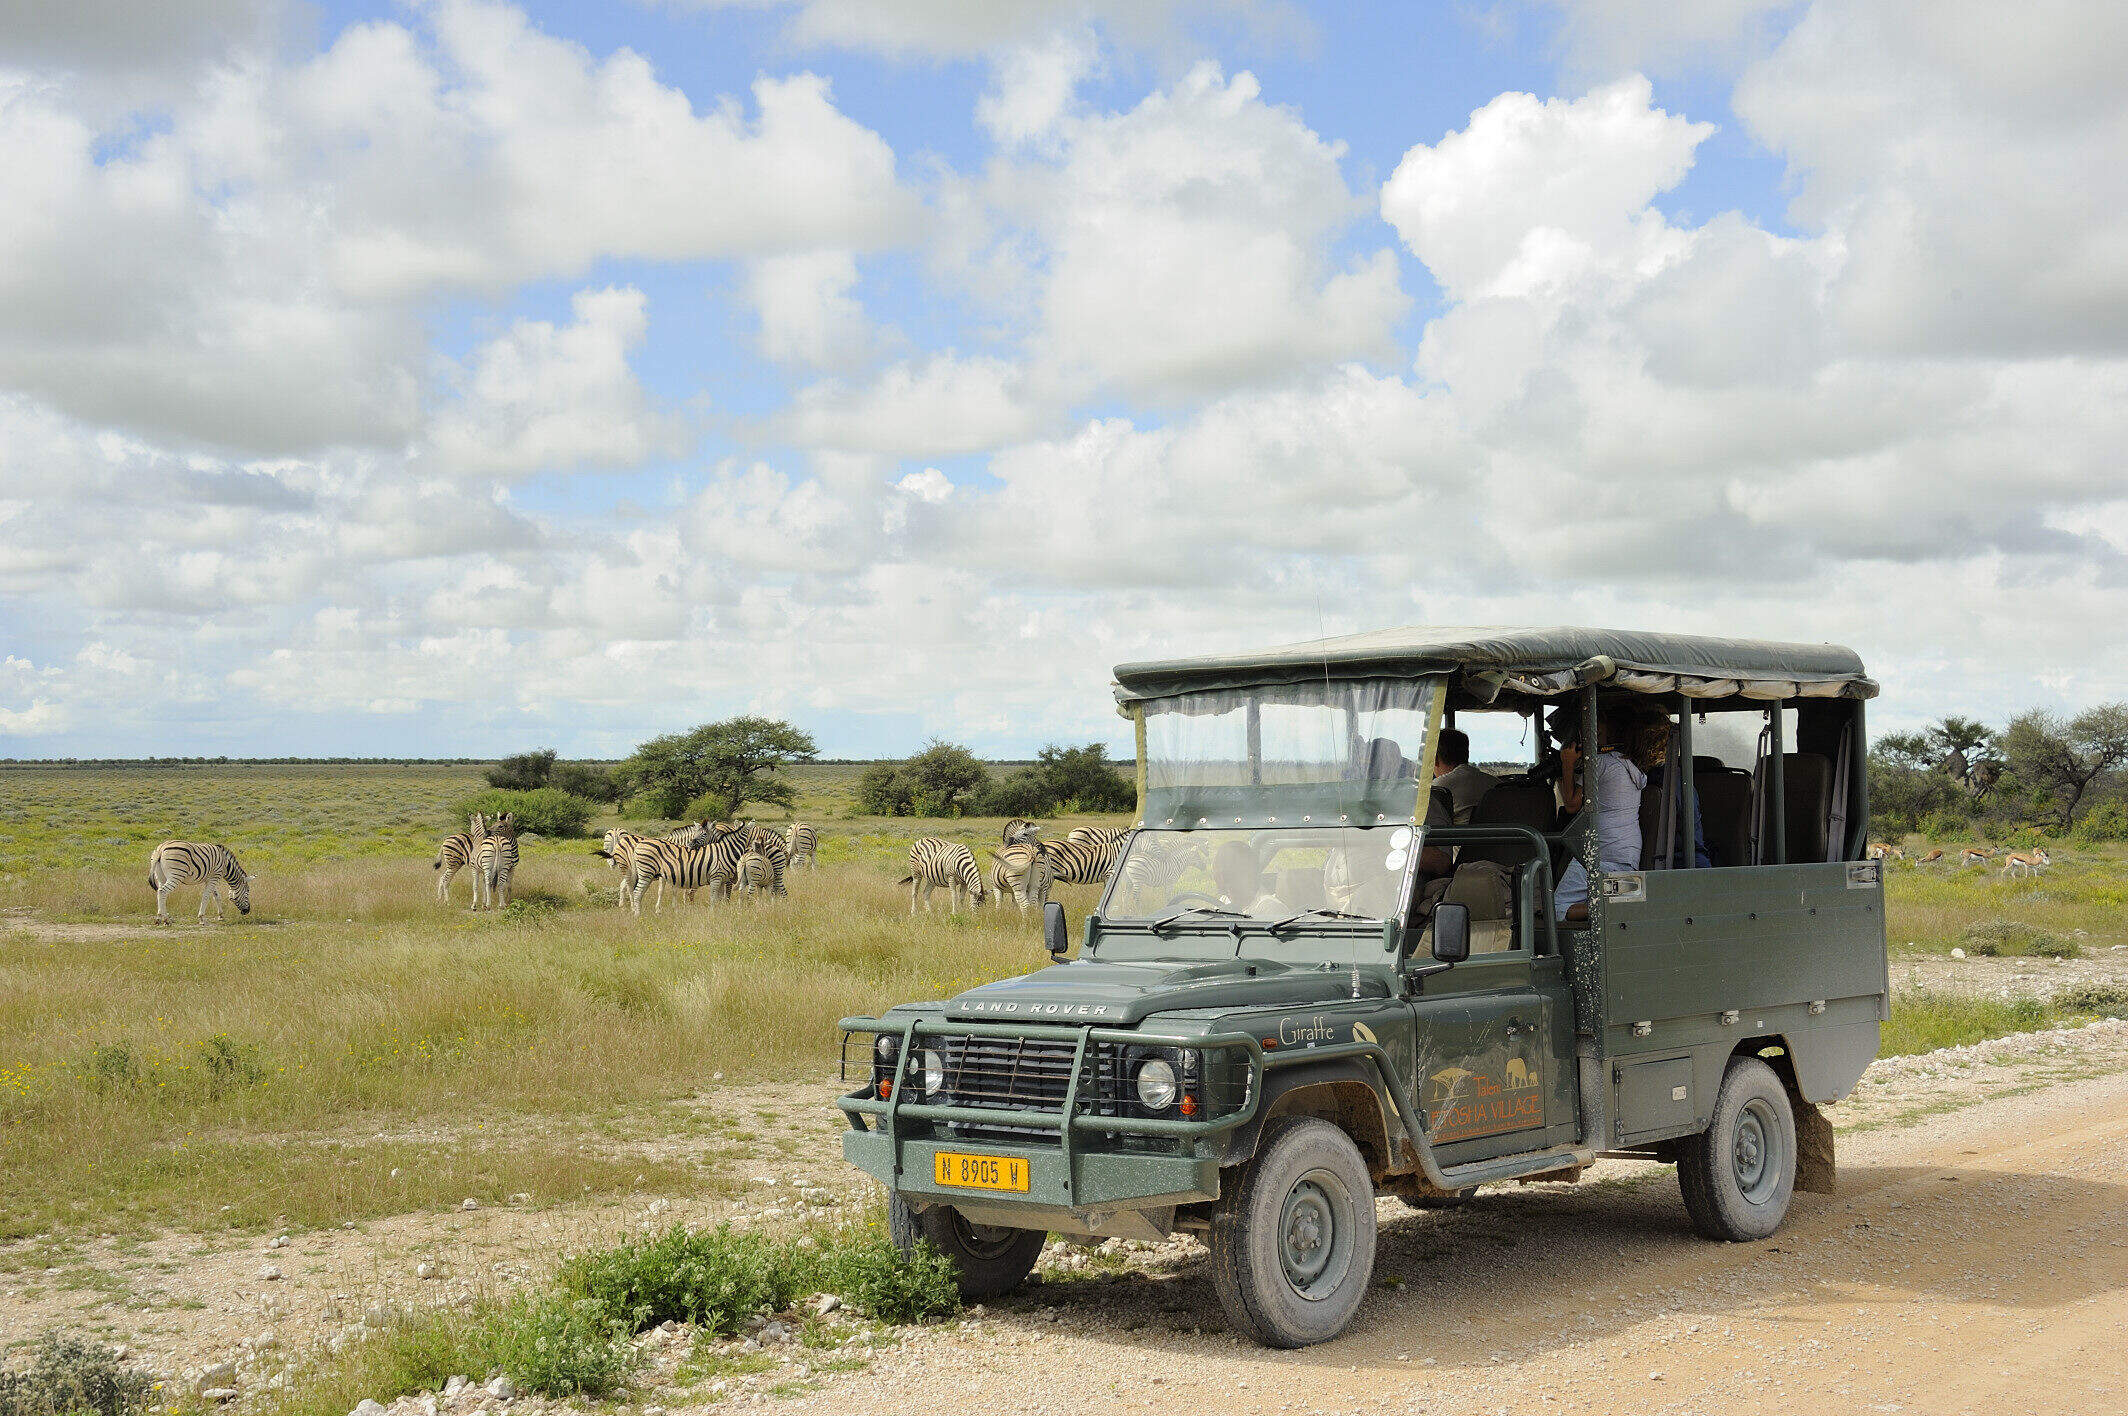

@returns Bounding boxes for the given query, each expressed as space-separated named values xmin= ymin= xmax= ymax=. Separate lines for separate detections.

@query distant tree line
xmin=857 ymin=740 xmax=1133 ymax=818
xmin=1870 ymin=706 xmax=2128 ymax=842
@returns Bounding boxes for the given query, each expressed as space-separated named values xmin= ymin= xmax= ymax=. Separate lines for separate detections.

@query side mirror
xmin=1431 ymin=903 xmax=1471 ymax=965
xmin=1043 ymin=901 xmax=1069 ymax=959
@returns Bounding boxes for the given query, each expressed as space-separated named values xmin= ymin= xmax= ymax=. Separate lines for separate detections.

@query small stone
xmin=390 ymin=1169 xmax=402 ymax=1179
xmin=341 ymin=1221 xmax=357 ymax=1230
xmin=807 ymin=1293 xmax=841 ymax=1315
xmin=443 ymin=1378 xmax=469 ymax=1398
xmin=484 ymin=1377 xmax=514 ymax=1401
xmin=267 ymin=1235 xmax=290 ymax=1249
xmin=507 ymin=1194 xmax=531 ymax=1205
xmin=196 ymin=1363 xmax=238 ymax=1393
xmin=259 ymin=1264 xmax=283 ymax=1281
xmin=417 ymin=1262 xmax=440 ymax=1280
xmin=460 ymin=1198 xmax=479 ymax=1211
xmin=418 ymin=1397 xmax=439 ymax=1416
xmin=352 ymin=1402 xmax=386 ymax=1416
xmin=1649 ymin=1372 xmax=1664 ymax=1381
xmin=1950 ymin=947 xmax=1967 ymax=960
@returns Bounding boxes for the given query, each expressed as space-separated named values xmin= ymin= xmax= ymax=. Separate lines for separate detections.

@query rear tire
xmin=1677 ymin=1057 xmax=1796 ymax=1241
xmin=1207 ymin=1117 xmax=1376 ymax=1348
xmin=886 ymin=1193 xmax=1045 ymax=1300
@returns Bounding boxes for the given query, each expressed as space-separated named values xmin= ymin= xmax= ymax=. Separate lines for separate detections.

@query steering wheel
xmin=1164 ymin=890 xmax=1226 ymax=910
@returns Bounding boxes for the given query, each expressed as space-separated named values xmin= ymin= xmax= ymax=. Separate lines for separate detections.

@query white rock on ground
xmin=259 ymin=1265 xmax=282 ymax=1281
xmin=443 ymin=1377 xmax=468 ymax=1397
xmin=352 ymin=1402 xmax=386 ymax=1416
xmin=484 ymin=1376 xmax=514 ymax=1401
xmin=267 ymin=1235 xmax=290 ymax=1249
xmin=461 ymin=1199 xmax=479 ymax=1211
xmin=416 ymin=1262 xmax=440 ymax=1280
xmin=195 ymin=1362 xmax=236 ymax=1392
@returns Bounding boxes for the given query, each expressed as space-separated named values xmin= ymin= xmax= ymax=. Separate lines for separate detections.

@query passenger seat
xmin=1692 ymin=756 xmax=1754 ymax=867
xmin=1442 ymin=775 xmax=1560 ymax=948
xmin=1755 ymin=752 xmax=1833 ymax=863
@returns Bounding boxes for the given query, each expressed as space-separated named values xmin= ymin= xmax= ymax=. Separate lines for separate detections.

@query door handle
xmin=1504 ymin=1019 xmax=1525 ymax=1037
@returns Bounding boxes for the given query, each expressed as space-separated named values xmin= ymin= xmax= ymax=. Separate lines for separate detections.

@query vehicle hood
xmin=942 ymin=956 xmax=1382 ymax=1027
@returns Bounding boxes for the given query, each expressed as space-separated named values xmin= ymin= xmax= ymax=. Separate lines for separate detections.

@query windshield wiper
xmin=1151 ymin=905 xmax=1250 ymax=935
xmin=1267 ymin=907 xmax=1377 ymax=936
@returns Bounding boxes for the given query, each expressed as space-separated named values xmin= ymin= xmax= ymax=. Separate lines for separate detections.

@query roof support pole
xmin=1678 ymin=705 xmax=1696 ymax=868
xmin=1769 ymin=704 xmax=1788 ymax=866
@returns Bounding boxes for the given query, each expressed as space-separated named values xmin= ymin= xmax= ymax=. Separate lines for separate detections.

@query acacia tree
xmin=619 ymin=717 xmax=817 ymax=819
xmin=1999 ymin=705 xmax=2128 ymax=831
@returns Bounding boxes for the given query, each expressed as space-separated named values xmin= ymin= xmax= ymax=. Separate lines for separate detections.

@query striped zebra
xmin=901 ymin=838 xmax=985 ymax=913
xmin=433 ymin=813 xmax=489 ymax=905
xmin=721 ymin=821 xmax=790 ymax=894
xmin=1041 ymin=834 xmax=1126 ymax=887
xmin=472 ymin=813 xmax=520 ymax=911
xmin=988 ymin=840 xmax=1055 ymax=915
xmin=735 ymin=849 xmax=776 ymax=897
xmin=595 ymin=829 xmax=649 ymax=908
xmin=625 ymin=825 xmax=744 ymax=914
xmin=783 ymin=822 xmax=819 ymax=870
xmin=149 ymin=841 xmax=255 ymax=923
xmin=1002 ymin=818 xmax=1043 ymax=846
xmin=1065 ymin=825 xmax=1127 ymax=849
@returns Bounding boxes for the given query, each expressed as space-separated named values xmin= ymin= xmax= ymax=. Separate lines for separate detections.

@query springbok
xmin=1958 ymin=846 xmax=1997 ymax=868
xmin=2000 ymin=847 xmax=2051 ymax=878
xmin=1917 ymin=848 xmax=1944 ymax=864
xmin=1866 ymin=842 xmax=1905 ymax=862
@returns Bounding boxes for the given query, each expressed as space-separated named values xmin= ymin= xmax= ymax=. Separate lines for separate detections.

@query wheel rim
xmin=1732 ymin=1097 xmax=1785 ymax=1205
xmin=1277 ymin=1167 xmax=1356 ymax=1301
xmin=950 ymin=1213 xmax=1025 ymax=1261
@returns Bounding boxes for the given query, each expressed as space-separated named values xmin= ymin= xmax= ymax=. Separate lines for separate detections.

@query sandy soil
xmin=1890 ymin=941 xmax=2128 ymax=999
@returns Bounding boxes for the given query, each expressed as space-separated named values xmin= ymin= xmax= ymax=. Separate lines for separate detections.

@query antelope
xmin=1917 ymin=848 xmax=1944 ymax=864
xmin=1866 ymin=842 xmax=1905 ymax=862
xmin=1958 ymin=846 xmax=1997 ymax=868
xmin=2001 ymin=848 xmax=2051 ymax=878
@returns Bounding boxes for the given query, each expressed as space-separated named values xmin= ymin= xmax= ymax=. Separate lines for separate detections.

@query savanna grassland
xmin=0 ymin=762 xmax=1127 ymax=1241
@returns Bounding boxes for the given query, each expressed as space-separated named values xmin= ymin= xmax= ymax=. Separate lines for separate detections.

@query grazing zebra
xmin=149 ymin=841 xmax=255 ymax=924
xmin=784 ymin=822 xmax=819 ymax=870
xmin=1065 ymin=825 xmax=1127 ymax=850
xmin=2001 ymin=847 xmax=2051 ymax=878
xmin=1002 ymin=818 xmax=1042 ymax=846
xmin=735 ymin=849 xmax=776 ymax=897
xmin=472 ymin=813 xmax=520 ymax=910
xmin=989 ymin=841 xmax=1056 ymax=915
xmin=624 ymin=826 xmax=743 ymax=914
xmin=433 ymin=813 xmax=489 ymax=905
xmin=1040 ymin=834 xmax=1126 ymax=887
xmin=901 ymin=838 xmax=985 ymax=913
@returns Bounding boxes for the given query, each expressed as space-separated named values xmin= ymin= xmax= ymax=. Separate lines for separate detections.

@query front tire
xmin=1677 ymin=1057 xmax=1796 ymax=1240
xmin=1207 ymin=1117 xmax=1377 ymax=1348
xmin=886 ymin=1194 xmax=1045 ymax=1300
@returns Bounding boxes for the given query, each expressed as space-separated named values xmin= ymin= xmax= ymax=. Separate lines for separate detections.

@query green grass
xmin=1882 ymin=987 xmax=2128 ymax=1056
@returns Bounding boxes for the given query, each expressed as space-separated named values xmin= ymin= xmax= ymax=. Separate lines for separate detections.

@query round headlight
xmin=922 ymin=1049 xmax=947 ymax=1095
xmin=874 ymin=1034 xmax=900 ymax=1063
xmin=1136 ymin=1057 xmax=1180 ymax=1111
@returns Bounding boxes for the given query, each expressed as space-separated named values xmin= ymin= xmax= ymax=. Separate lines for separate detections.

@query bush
xmin=0 ymin=1332 xmax=153 ymax=1416
xmin=856 ymin=764 xmax=913 ymax=816
xmin=1960 ymin=919 xmax=2081 ymax=958
xmin=456 ymin=789 xmax=597 ymax=839
xmin=819 ymin=1230 xmax=962 ymax=1323
xmin=2072 ymin=800 xmax=2128 ymax=844
xmin=1920 ymin=809 xmax=1972 ymax=840
xmin=680 ymin=793 xmax=735 ymax=823
xmin=557 ymin=1224 xmax=799 ymax=1336
xmin=550 ymin=762 xmax=622 ymax=804
xmin=487 ymin=1295 xmax=638 ymax=1399
xmin=486 ymin=750 xmax=558 ymax=792
xmin=969 ymin=769 xmax=1052 ymax=819
xmin=2053 ymin=983 xmax=2128 ymax=1016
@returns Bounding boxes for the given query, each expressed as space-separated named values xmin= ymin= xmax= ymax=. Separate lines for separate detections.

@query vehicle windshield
xmin=1137 ymin=676 xmax=1442 ymax=829
xmin=1101 ymin=826 xmax=1416 ymax=925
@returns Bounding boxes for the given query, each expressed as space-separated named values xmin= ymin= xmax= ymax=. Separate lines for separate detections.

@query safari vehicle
xmin=837 ymin=627 xmax=1888 ymax=1347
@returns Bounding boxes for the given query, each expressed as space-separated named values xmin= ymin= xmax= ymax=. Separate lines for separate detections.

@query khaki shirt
xmin=1433 ymin=763 xmax=1498 ymax=825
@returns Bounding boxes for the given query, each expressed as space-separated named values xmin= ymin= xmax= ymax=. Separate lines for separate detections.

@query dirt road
xmin=780 ymin=1064 xmax=2128 ymax=1416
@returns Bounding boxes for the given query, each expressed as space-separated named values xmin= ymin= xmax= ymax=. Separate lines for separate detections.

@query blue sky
xmin=4 ymin=0 xmax=2126 ymax=760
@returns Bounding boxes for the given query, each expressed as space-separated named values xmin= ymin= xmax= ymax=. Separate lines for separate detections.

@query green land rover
xmin=837 ymin=627 xmax=1888 ymax=1347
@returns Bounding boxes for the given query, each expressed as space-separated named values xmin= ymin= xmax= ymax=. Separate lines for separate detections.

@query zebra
xmin=433 ymin=813 xmax=489 ymax=905
xmin=784 ymin=822 xmax=819 ymax=870
xmin=1040 ymin=833 xmax=1126 ymax=887
xmin=472 ymin=813 xmax=520 ymax=910
xmin=1002 ymin=818 xmax=1043 ymax=846
xmin=719 ymin=821 xmax=790 ymax=894
xmin=989 ymin=840 xmax=1056 ymax=915
xmin=1065 ymin=825 xmax=1127 ymax=850
xmin=149 ymin=841 xmax=255 ymax=924
xmin=735 ymin=849 xmax=776 ymax=897
xmin=901 ymin=838 xmax=985 ymax=913
xmin=596 ymin=828 xmax=648 ymax=908
xmin=624 ymin=825 xmax=743 ymax=914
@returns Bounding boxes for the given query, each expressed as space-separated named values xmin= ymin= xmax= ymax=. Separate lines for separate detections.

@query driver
xmin=1212 ymin=840 xmax=1286 ymax=916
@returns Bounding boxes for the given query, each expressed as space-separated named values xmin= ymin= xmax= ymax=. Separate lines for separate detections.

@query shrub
xmin=969 ymin=770 xmax=1052 ymax=819
xmin=1920 ymin=809 xmax=1971 ymax=841
xmin=487 ymin=1295 xmax=638 ymax=1399
xmin=2072 ymin=800 xmax=2128 ymax=844
xmin=856 ymin=764 xmax=912 ymax=816
xmin=0 ymin=1332 xmax=153 ymax=1416
xmin=550 ymin=762 xmax=622 ymax=804
xmin=486 ymin=751 xmax=558 ymax=792
xmin=557 ymin=1224 xmax=798 ymax=1336
xmin=680 ymin=793 xmax=735 ymax=823
xmin=1883 ymin=991 xmax=2050 ymax=1056
xmin=818 ymin=1229 xmax=961 ymax=1323
xmin=456 ymin=789 xmax=596 ymax=839
xmin=2052 ymin=983 xmax=2128 ymax=1016
xmin=1960 ymin=919 xmax=2080 ymax=959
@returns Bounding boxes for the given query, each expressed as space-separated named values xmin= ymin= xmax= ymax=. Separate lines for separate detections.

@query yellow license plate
xmin=932 ymin=1151 xmax=1030 ymax=1192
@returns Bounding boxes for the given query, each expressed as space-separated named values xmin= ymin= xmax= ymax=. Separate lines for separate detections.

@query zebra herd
xmin=900 ymin=820 xmax=1127 ymax=914
xmin=591 ymin=818 xmax=819 ymax=916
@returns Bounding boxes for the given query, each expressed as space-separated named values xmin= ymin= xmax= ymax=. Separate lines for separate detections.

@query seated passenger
xmin=1553 ymin=707 xmax=1649 ymax=923
xmin=1431 ymin=728 xmax=1496 ymax=825
xmin=1213 ymin=840 xmax=1286 ymax=916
